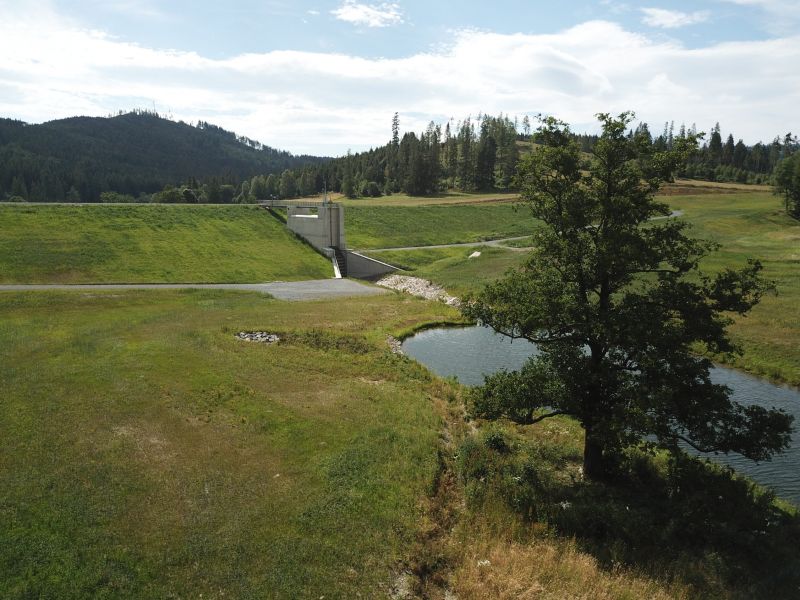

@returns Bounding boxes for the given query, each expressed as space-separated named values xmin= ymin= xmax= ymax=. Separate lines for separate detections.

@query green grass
xmin=365 ymin=192 xmax=800 ymax=384
xmin=0 ymin=204 xmax=331 ymax=283
xmin=366 ymin=245 xmax=530 ymax=297
xmin=346 ymin=203 xmax=538 ymax=249
xmin=338 ymin=191 xmax=519 ymax=207
xmin=0 ymin=290 xmax=461 ymax=598
xmin=674 ymin=193 xmax=800 ymax=385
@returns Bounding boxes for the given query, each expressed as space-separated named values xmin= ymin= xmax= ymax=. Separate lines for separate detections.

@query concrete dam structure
xmin=262 ymin=199 xmax=397 ymax=280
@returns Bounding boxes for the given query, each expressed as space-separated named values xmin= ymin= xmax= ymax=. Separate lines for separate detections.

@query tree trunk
xmin=583 ymin=429 xmax=605 ymax=480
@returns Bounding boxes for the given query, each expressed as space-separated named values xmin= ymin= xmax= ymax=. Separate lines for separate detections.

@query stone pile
xmin=376 ymin=275 xmax=461 ymax=308
xmin=235 ymin=332 xmax=280 ymax=344
xmin=386 ymin=335 xmax=404 ymax=355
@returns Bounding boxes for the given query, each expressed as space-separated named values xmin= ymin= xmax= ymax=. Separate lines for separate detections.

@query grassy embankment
xmin=0 ymin=204 xmax=331 ymax=283
xmin=345 ymin=203 xmax=536 ymax=249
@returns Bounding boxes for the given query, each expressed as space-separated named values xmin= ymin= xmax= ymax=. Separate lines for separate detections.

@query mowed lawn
xmin=0 ymin=205 xmax=331 ymax=283
xmin=0 ymin=290 xmax=459 ymax=598
xmin=346 ymin=203 xmax=538 ymax=249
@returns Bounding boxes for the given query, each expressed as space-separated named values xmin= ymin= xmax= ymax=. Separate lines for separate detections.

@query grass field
xmin=3 ymin=289 xmax=796 ymax=598
xmin=0 ymin=204 xmax=331 ymax=283
xmin=346 ymin=203 xmax=538 ymax=249
xmin=674 ymin=192 xmax=800 ymax=384
xmin=0 ymin=290 xmax=461 ymax=598
xmin=2 ymin=189 xmax=798 ymax=596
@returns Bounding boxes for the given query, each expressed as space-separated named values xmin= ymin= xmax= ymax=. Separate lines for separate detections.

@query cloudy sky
xmin=1 ymin=0 xmax=798 ymax=155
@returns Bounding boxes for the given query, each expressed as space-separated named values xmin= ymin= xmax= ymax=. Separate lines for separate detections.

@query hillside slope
xmin=0 ymin=205 xmax=331 ymax=283
xmin=0 ymin=112 xmax=326 ymax=202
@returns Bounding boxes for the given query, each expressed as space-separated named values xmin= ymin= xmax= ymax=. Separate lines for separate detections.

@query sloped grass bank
xmin=0 ymin=290 xmax=457 ymax=597
xmin=0 ymin=204 xmax=330 ymax=283
xmin=346 ymin=203 xmax=539 ymax=249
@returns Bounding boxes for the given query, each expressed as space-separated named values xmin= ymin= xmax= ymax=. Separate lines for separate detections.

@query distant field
xmin=0 ymin=205 xmax=331 ymax=283
xmin=0 ymin=290 xmax=459 ymax=597
xmin=346 ymin=203 xmax=538 ymax=249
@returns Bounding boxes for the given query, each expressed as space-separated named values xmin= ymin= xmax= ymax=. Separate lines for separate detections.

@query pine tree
xmin=708 ymin=123 xmax=723 ymax=166
xmin=722 ymin=134 xmax=735 ymax=166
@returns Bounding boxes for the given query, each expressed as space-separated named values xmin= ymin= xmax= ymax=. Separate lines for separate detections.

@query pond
xmin=402 ymin=325 xmax=800 ymax=505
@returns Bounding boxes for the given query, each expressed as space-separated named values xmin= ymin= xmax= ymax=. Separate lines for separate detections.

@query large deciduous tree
xmin=464 ymin=113 xmax=792 ymax=480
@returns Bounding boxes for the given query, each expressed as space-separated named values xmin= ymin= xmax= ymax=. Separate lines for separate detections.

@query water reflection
xmin=402 ymin=326 xmax=800 ymax=505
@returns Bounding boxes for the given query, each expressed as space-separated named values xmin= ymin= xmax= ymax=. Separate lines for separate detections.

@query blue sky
xmin=1 ymin=0 xmax=798 ymax=155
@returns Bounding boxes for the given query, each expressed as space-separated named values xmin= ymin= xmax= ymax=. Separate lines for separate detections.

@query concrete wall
xmin=345 ymin=251 xmax=399 ymax=280
xmin=286 ymin=204 xmax=345 ymax=252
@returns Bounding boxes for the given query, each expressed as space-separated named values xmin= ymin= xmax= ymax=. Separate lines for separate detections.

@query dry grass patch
xmin=452 ymin=536 xmax=686 ymax=600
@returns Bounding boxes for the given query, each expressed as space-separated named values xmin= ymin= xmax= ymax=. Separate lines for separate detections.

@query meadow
xmin=0 ymin=204 xmax=331 ymax=283
xmin=2 ymin=288 xmax=796 ymax=598
xmin=0 ymin=290 xmax=458 ymax=597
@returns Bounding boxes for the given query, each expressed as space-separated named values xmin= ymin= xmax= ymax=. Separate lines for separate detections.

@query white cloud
xmin=331 ymin=1 xmax=403 ymax=28
xmin=0 ymin=4 xmax=798 ymax=155
xmin=640 ymin=7 xmax=710 ymax=28
xmin=721 ymin=0 xmax=800 ymax=33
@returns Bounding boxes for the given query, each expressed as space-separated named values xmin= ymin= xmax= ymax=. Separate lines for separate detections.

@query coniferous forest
xmin=1 ymin=110 xmax=798 ymax=205
xmin=241 ymin=114 xmax=799 ymax=202
xmin=0 ymin=110 xmax=326 ymax=203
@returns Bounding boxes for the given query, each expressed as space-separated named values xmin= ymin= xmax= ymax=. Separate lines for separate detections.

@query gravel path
xmin=361 ymin=236 xmax=531 ymax=253
xmin=0 ymin=279 xmax=388 ymax=301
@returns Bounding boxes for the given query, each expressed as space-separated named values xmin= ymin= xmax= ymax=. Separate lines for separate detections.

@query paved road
xmin=0 ymin=279 xmax=389 ymax=301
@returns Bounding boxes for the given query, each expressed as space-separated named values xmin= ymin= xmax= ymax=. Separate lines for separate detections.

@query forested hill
xmin=0 ymin=111 xmax=327 ymax=202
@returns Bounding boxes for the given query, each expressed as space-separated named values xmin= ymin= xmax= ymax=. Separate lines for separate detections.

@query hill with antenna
xmin=0 ymin=110 xmax=327 ymax=202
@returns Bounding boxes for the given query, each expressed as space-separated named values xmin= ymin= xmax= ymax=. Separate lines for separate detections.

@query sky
xmin=1 ymin=0 xmax=798 ymax=156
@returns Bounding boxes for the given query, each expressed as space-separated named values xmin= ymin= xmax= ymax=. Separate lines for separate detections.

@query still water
xmin=402 ymin=326 xmax=800 ymax=505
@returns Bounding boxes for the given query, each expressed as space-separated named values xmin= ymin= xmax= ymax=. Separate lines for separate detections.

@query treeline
xmin=560 ymin=121 xmax=798 ymax=185
xmin=4 ymin=109 xmax=798 ymax=204
xmin=242 ymin=113 xmax=799 ymax=202
xmin=0 ymin=110 xmax=326 ymax=202
xmin=239 ymin=113 xmax=520 ymax=201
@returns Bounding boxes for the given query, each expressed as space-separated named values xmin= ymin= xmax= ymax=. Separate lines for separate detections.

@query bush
xmin=360 ymin=181 xmax=382 ymax=197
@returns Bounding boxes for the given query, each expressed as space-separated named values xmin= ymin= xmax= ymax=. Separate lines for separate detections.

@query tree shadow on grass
xmin=459 ymin=432 xmax=800 ymax=599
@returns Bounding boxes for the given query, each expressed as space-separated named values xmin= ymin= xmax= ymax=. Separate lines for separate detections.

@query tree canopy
xmin=464 ymin=112 xmax=793 ymax=480
xmin=775 ymin=152 xmax=800 ymax=219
